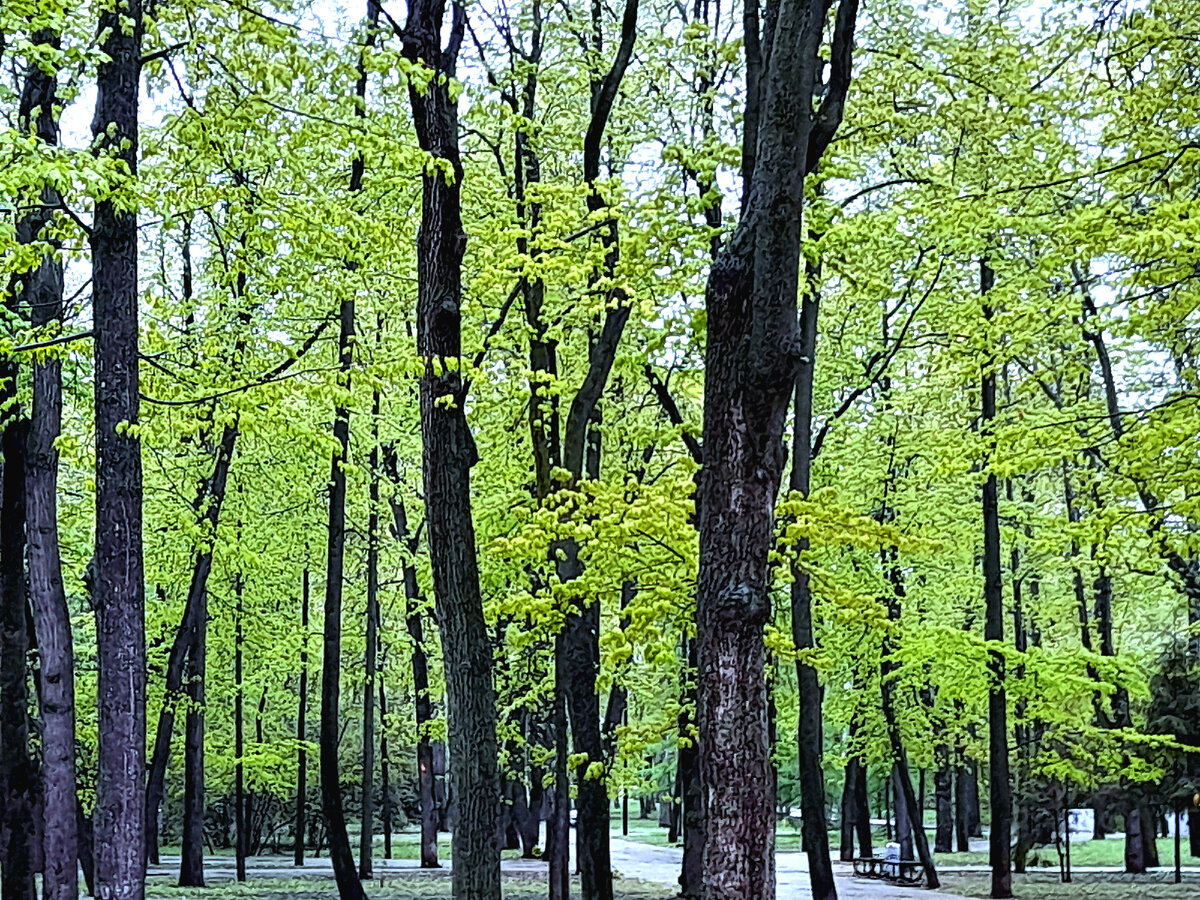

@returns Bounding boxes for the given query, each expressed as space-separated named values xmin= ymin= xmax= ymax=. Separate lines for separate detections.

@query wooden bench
xmin=852 ymin=857 xmax=924 ymax=885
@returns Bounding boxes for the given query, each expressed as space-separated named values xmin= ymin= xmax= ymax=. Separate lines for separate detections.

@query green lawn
xmin=934 ymin=837 xmax=1186 ymax=869
xmin=146 ymin=877 xmax=671 ymax=900
xmin=940 ymin=873 xmax=1200 ymax=899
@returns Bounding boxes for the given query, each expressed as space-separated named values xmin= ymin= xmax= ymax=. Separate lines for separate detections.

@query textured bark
xmin=401 ymin=2 xmax=500 ymax=894
xmin=548 ymin=637 xmax=570 ymax=900
xmin=893 ymin=767 xmax=913 ymax=860
xmin=697 ymin=0 xmax=857 ymax=893
xmin=16 ymin=27 xmax=76 ymax=900
xmin=296 ymin=568 xmax=310 ymax=867
xmin=678 ymin=639 xmax=703 ymax=900
xmin=91 ymin=0 xmax=146 ymax=893
xmin=1 ymin=415 xmax=35 ymax=900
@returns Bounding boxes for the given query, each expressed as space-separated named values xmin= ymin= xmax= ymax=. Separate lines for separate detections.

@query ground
xmin=143 ymin=826 xmax=1200 ymax=900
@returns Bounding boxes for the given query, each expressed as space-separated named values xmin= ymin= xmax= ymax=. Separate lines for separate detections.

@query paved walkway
xmin=150 ymin=837 xmax=975 ymax=898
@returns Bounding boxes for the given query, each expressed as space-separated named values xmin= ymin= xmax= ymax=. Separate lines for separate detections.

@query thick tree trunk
xmin=696 ymin=0 xmax=857 ymax=894
xmin=16 ymin=30 xmax=76 ymax=900
xmin=91 ymin=0 xmax=146 ymax=893
xmin=1 ymin=414 xmax=35 ymax=900
xmin=840 ymin=759 xmax=859 ymax=861
xmin=402 ymin=1 xmax=501 ymax=895
xmin=853 ymin=757 xmax=872 ymax=859
xmin=981 ymin=261 xmax=1012 ymax=898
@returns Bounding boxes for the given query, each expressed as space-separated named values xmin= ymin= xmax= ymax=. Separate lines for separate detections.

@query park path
xmin=150 ymin=836 xmax=975 ymax=898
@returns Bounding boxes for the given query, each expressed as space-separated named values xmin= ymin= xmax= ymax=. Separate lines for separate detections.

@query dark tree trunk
xmin=235 ymin=577 xmax=247 ymax=883
xmin=548 ymin=637 xmax=570 ymax=900
xmin=145 ymin=415 xmax=239 ymax=860
xmin=401 ymin=0 xmax=501 ymax=895
xmin=77 ymin=801 xmax=95 ymax=897
xmin=893 ymin=767 xmax=913 ymax=860
xmin=696 ymin=0 xmax=857 ymax=894
xmin=679 ymin=640 xmax=703 ymax=900
xmin=980 ymin=260 xmax=1012 ymax=898
xmin=955 ymin=762 xmax=970 ymax=852
xmin=1 ymin=411 xmax=35 ymax=900
xmin=360 ymin=396 xmax=381 ymax=881
xmin=296 ymin=568 xmax=309 ymax=867
xmin=1189 ymin=809 xmax=1200 ymax=858
xmin=387 ymin=498 xmax=441 ymax=870
xmin=179 ymin=576 xmax=206 ymax=887
xmin=789 ymin=283 xmax=836 ymax=900
xmin=854 ymin=756 xmax=872 ymax=858
xmin=840 ymin=759 xmax=859 ymax=861
xmin=934 ymin=748 xmax=953 ymax=853
xmin=16 ymin=28 xmax=76 ymax=900
xmin=320 ymin=295 xmax=365 ymax=900
xmin=91 ymin=0 xmax=146 ymax=893
xmin=379 ymin=678 xmax=392 ymax=860
xmin=1125 ymin=806 xmax=1146 ymax=874
xmin=319 ymin=6 xmax=380 ymax=898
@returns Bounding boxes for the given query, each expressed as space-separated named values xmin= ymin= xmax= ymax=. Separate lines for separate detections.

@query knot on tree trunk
xmin=710 ymin=582 xmax=770 ymax=627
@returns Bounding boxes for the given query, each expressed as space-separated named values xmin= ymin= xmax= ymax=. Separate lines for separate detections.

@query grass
xmin=146 ymin=876 xmax=672 ymax=900
xmin=934 ymin=837 xmax=1185 ymax=869
xmin=940 ymin=872 xmax=1200 ymax=899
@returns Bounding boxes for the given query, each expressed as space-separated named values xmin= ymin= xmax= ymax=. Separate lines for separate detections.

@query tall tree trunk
xmin=320 ymin=294 xmax=364 ymax=900
xmin=934 ymin=747 xmax=953 ymax=853
xmin=549 ymin=637 xmax=570 ymax=900
xmin=379 ymin=676 xmax=392 ymax=860
xmin=789 ymin=283 xmax=836 ymax=900
xmin=980 ymin=260 xmax=1012 ymax=898
xmin=16 ymin=27 xmax=76 ymax=900
xmin=360 ymin=391 xmax=381 ymax=881
xmin=679 ymin=638 xmax=703 ymax=900
xmin=696 ymin=0 xmax=857 ymax=894
xmin=1 ymin=407 xmax=35 ymax=900
xmin=179 ymin=574 xmax=206 ymax=887
xmin=387 ymin=497 xmax=441 ymax=870
xmin=235 ymin=575 xmax=247 ymax=883
xmin=320 ymin=6 xmax=380 ymax=898
xmin=401 ymin=0 xmax=501 ymax=894
xmin=91 ymin=0 xmax=146 ymax=892
xmin=840 ymin=759 xmax=859 ymax=861
xmin=893 ymin=766 xmax=913 ymax=860
xmin=296 ymin=567 xmax=309 ymax=867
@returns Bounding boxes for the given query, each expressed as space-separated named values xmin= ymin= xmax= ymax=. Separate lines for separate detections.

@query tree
xmin=91 ymin=0 xmax=147 ymax=894
xmin=396 ymin=0 xmax=502 ymax=894
xmin=695 ymin=1 xmax=858 ymax=898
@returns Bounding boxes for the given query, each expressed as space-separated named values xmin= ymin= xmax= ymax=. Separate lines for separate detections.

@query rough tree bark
xmin=696 ymin=0 xmax=857 ymax=895
xmin=8 ymin=25 xmax=69 ymax=900
xmin=399 ymin=0 xmax=501 ymax=894
xmin=90 ymin=0 xmax=146 ymax=893
xmin=934 ymin=747 xmax=954 ymax=853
